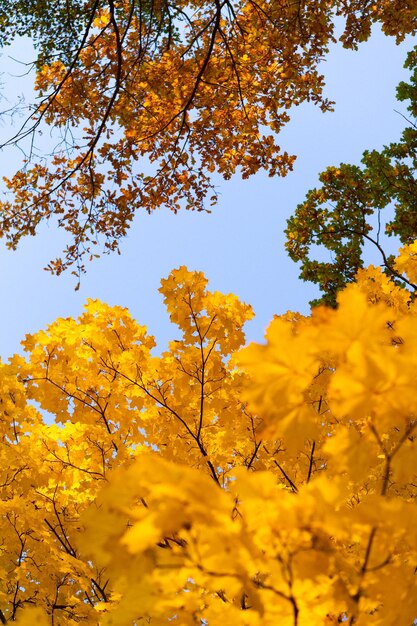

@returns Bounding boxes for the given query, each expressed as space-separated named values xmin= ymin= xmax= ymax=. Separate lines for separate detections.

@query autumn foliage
xmin=0 ymin=245 xmax=415 ymax=625
xmin=1 ymin=1 xmax=417 ymax=624
xmin=1 ymin=0 xmax=417 ymax=275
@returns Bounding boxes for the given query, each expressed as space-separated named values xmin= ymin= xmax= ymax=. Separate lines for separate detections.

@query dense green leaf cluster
xmin=286 ymin=44 xmax=417 ymax=307
xmin=0 ymin=0 xmax=93 ymax=64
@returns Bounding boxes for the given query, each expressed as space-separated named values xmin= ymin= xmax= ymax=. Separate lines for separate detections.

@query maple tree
xmin=1 ymin=0 xmax=417 ymax=277
xmin=0 ymin=248 xmax=414 ymax=624
xmin=0 ymin=3 xmax=417 ymax=624
xmin=286 ymin=42 xmax=417 ymax=307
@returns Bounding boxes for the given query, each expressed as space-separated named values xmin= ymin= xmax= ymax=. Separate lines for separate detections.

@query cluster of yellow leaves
xmin=395 ymin=241 xmax=417 ymax=285
xmin=2 ymin=0 xmax=417 ymax=274
xmin=3 ymin=244 xmax=417 ymax=624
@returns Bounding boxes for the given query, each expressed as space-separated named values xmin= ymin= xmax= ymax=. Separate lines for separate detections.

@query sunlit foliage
xmin=0 ymin=246 xmax=416 ymax=624
xmin=1 ymin=0 xmax=417 ymax=276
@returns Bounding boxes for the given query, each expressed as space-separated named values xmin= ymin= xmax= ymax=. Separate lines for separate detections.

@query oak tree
xmin=1 ymin=0 xmax=417 ymax=276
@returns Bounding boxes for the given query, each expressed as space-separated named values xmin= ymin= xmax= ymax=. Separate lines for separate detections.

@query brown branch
xmin=247 ymin=440 xmax=262 ymax=470
xmin=91 ymin=577 xmax=109 ymax=602
xmin=102 ymin=358 xmax=220 ymax=485
xmin=44 ymin=517 xmax=76 ymax=557
xmin=369 ymin=420 xmax=417 ymax=496
xmin=306 ymin=440 xmax=315 ymax=483
xmin=318 ymin=225 xmax=417 ymax=291
xmin=0 ymin=0 xmax=102 ymax=150
xmin=274 ymin=460 xmax=298 ymax=493
xmin=349 ymin=527 xmax=377 ymax=624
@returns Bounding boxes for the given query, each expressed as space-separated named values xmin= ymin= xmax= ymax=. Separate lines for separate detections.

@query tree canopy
xmin=1 ymin=3 xmax=417 ymax=624
xmin=1 ymin=0 xmax=417 ymax=276
xmin=286 ymin=42 xmax=417 ymax=306
xmin=1 ymin=248 xmax=417 ymax=624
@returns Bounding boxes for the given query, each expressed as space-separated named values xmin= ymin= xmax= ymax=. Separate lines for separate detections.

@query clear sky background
xmin=0 ymin=27 xmax=414 ymax=358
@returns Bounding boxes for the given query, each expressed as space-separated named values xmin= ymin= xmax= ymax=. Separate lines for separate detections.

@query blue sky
xmin=0 ymin=28 xmax=413 ymax=358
